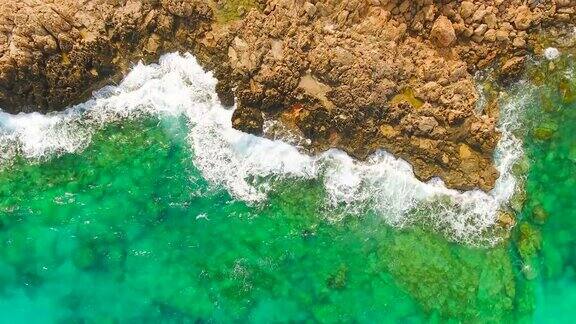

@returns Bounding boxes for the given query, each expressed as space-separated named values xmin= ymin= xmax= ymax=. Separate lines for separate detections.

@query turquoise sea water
xmin=0 ymin=53 xmax=574 ymax=322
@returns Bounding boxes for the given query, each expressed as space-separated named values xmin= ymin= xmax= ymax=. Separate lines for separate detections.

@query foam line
xmin=0 ymin=53 xmax=530 ymax=246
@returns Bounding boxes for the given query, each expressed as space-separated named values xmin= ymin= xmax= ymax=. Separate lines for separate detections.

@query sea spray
xmin=0 ymin=53 xmax=528 ymax=245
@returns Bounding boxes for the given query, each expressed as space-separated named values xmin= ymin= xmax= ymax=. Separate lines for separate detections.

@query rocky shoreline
xmin=1 ymin=0 xmax=574 ymax=191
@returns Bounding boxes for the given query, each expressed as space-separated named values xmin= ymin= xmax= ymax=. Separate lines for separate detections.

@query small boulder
xmin=496 ymin=29 xmax=509 ymax=42
xmin=499 ymin=56 xmax=526 ymax=81
xmin=514 ymin=6 xmax=533 ymax=30
xmin=512 ymin=36 xmax=526 ymax=48
xmin=431 ymin=16 xmax=456 ymax=47
xmin=484 ymin=29 xmax=496 ymax=42
xmin=533 ymin=126 xmax=555 ymax=141
xmin=417 ymin=116 xmax=438 ymax=134
xmin=474 ymin=24 xmax=488 ymax=37
xmin=460 ymin=1 xmax=475 ymax=19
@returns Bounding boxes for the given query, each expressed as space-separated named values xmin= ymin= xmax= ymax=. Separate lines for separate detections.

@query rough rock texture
xmin=1 ymin=0 xmax=575 ymax=191
xmin=208 ymin=0 xmax=575 ymax=191
xmin=431 ymin=15 xmax=457 ymax=47
xmin=0 ymin=0 xmax=213 ymax=112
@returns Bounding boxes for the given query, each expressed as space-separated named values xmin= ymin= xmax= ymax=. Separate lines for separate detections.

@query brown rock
xmin=484 ymin=29 xmax=497 ymax=42
xmin=483 ymin=13 xmax=498 ymax=29
xmin=231 ymin=105 xmax=264 ymax=135
xmin=431 ymin=16 xmax=456 ymax=47
xmin=1 ymin=0 xmax=574 ymax=192
xmin=303 ymin=2 xmax=316 ymax=17
xmin=417 ymin=116 xmax=439 ymax=134
xmin=496 ymin=29 xmax=509 ymax=42
xmin=499 ymin=56 xmax=526 ymax=81
xmin=0 ymin=0 xmax=213 ymax=112
xmin=472 ymin=8 xmax=487 ymax=22
xmin=210 ymin=2 xmax=504 ymax=191
xmin=514 ymin=6 xmax=533 ymax=30
xmin=460 ymin=1 xmax=475 ymax=19
xmin=474 ymin=24 xmax=488 ymax=37
xmin=513 ymin=36 xmax=527 ymax=48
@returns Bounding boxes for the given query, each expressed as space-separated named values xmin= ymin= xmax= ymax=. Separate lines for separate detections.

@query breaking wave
xmin=0 ymin=53 xmax=531 ymax=245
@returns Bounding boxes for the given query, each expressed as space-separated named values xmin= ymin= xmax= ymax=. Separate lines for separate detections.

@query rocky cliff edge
xmin=1 ymin=0 xmax=575 ymax=191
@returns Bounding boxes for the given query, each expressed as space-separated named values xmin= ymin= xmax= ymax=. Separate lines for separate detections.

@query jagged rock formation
xmin=0 ymin=0 xmax=213 ymax=112
xmin=209 ymin=0 xmax=574 ymax=191
xmin=1 ymin=0 xmax=574 ymax=191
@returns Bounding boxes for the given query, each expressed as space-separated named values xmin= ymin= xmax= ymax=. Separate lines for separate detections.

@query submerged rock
xmin=431 ymin=16 xmax=456 ymax=47
xmin=497 ymin=211 xmax=516 ymax=229
xmin=510 ymin=188 xmax=526 ymax=213
xmin=512 ymin=156 xmax=531 ymax=177
xmin=532 ymin=205 xmax=549 ymax=225
xmin=533 ymin=125 xmax=556 ymax=141
xmin=516 ymin=223 xmax=542 ymax=261
xmin=558 ymin=78 xmax=575 ymax=104
xmin=327 ymin=264 xmax=348 ymax=290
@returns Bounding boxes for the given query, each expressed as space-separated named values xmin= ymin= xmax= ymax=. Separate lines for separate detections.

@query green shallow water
xmin=0 ymin=57 xmax=574 ymax=323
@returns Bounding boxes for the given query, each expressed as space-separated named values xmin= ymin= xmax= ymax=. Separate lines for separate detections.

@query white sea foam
xmin=0 ymin=53 xmax=530 ymax=245
xmin=544 ymin=47 xmax=561 ymax=60
xmin=0 ymin=109 xmax=88 ymax=165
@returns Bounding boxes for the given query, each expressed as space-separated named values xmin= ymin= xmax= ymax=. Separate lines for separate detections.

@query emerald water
xmin=0 ymin=53 xmax=573 ymax=322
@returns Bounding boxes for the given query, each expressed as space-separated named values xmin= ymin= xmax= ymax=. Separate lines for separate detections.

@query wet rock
xmin=231 ymin=105 xmax=264 ymax=135
xmin=497 ymin=211 xmax=516 ymax=229
xmin=511 ymin=156 xmax=530 ymax=177
xmin=514 ymin=6 xmax=533 ymax=31
xmin=498 ymin=56 xmax=526 ymax=81
xmin=533 ymin=126 xmax=556 ymax=141
xmin=327 ymin=264 xmax=348 ymax=290
xmin=216 ymin=82 xmax=236 ymax=107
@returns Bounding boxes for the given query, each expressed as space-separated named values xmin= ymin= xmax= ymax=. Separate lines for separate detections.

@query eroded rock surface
xmin=210 ymin=0 xmax=574 ymax=191
xmin=0 ymin=0 xmax=213 ymax=112
xmin=1 ymin=0 xmax=575 ymax=191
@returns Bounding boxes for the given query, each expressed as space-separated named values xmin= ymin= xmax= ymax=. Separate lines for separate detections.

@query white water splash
xmin=0 ymin=53 xmax=529 ymax=245
xmin=544 ymin=47 xmax=561 ymax=60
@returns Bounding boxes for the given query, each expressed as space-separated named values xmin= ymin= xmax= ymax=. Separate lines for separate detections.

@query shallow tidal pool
xmin=0 ymin=53 xmax=574 ymax=323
